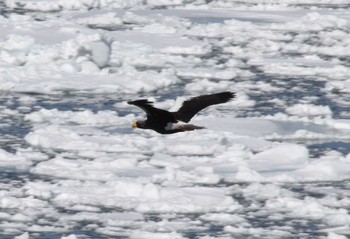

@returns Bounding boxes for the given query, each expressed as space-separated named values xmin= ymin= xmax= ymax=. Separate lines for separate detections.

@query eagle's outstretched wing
xmin=172 ymin=92 xmax=235 ymax=123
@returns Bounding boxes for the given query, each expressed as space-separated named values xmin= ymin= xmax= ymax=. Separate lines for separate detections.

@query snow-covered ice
xmin=1 ymin=0 xmax=350 ymax=238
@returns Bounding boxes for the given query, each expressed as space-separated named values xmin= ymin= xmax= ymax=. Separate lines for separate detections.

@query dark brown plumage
xmin=128 ymin=92 xmax=235 ymax=134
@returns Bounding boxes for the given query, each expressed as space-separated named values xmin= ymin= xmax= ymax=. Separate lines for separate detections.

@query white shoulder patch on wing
xmin=165 ymin=122 xmax=179 ymax=130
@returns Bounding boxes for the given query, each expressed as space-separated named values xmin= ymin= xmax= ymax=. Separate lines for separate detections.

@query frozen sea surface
xmin=1 ymin=0 xmax=350 ymax=238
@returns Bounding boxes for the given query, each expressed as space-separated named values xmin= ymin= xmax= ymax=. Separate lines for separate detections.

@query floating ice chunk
xmin=152 ymin=166 xmax=221 ymax=186
xmin=200 ymin=213 xmax=246 ymax=225
xmin=147 ymin=0 xmax=184 ymax=7
xmin=31 ymin=156 xmax=125 ymax=181
xmin=35 ymin=177 xmax=239 ymax=214
xmin=266 ymin=196 xmax=324 ymax=218
xmin=87 ymin=40 xmax=111 ymax=68
xmin=18 ymin=95 xmax=37 ymax=106
xmin=290 ymin=154 xmax=350 ymax=181
xmin=123 ymin=11 xmax=154 ymax=25
xmin=25 ymin=108 xmax=127 ymax=126
xmin=142 ymin=23 xmax=178 ymax=34
xmin=330 ymin=119 xmax=350 ymax=130
xmin=268 ymin=12 xmax=347 ymax=40
xmin=25 ymin=125 xmax=90 ymax=150
xmin=240 ymin=183 xmax=292 ymax=200
xmin=76 ymin=12 xmax=124 ymax=29
xmin=11 ymin=213 xmax=31 ymax=222
xmin=14 ymin=232 xmax=29 ymax=239
xmin=326 ymin=79 xmax=350 ymax=93
xmin=79 ymin=60 xmax=100 ymax=73
xmin=110 ymin=30 xmax=208 ymax=56
xmin=249 ymin=143 xmax=309 ymax=173
xmin=28 ymin=224 xmax=68 ymax=233
xmin=327 ymin=232 xmax=348 ymax=239
xmin=286 ymin=103 xmax=332 ymax=117
xmin=224 ymin=225 xmax=292 ymax=237
xmin=176 ymin=68 xmax=237 ymax=80
xmin=164 ymin=143 xmax=223 ymax=156
xmin=184 ymin=79 xmax=235 ymax=93
xmin=130 ymin=231 xmax=186 ymax=239
xmin=2 ymin=34 xmax=35 ymax=52
xmin=192 ymin=118 xmax=283 ymax=137
xmin=325 ymin=213 xmax=350 ymax=227
xmin=0 ymin=149 xmax=32 ymax=171
xmin=5 ymin=0 xmax=100 ymax=11
xmin=136 ymin=186 xmax=240 ymax=213
xmin=0 ymin=193 xmax=50 ymax=216
xmin=161 ymin=44 xmax=212 ymax=56
xmin=0 ymin=34 xmax=35 ymax=65
xmin=260 ymin=62 xmax=350 ymax=80
xmin=61 ymin=235 xmax=78 ymax=239
xmin=235 ymin=166 xmax=264 ymax=182
xmin=59 ymin=61 xmax=81 ymax=73
xmin=0 ymin=65 xmax=179 ymax=94
xmin=61 ymin=34 xmax=111 ymax=69
xmin=249 ymin=55 xmax=335 ymax=68
xmin=25 ymin=124 xmax=147 ymax=154
xmin=186 ymin=19 xmax=254 ymax=39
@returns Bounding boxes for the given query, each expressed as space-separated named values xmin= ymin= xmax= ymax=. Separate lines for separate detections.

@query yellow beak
xmin=132 ymin=122 xmax=137 ymax=128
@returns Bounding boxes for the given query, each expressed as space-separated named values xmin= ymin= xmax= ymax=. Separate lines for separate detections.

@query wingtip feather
xmin=216 ymin=91 xmax=235 ymax=103
xmin=127 ymin=99 xmax=153 ymax=105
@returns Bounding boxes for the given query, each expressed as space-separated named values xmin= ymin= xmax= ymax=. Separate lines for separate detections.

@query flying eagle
xmin=128 ymin=92 xmax=235 ymax=134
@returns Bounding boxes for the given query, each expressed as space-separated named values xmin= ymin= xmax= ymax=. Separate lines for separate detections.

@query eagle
xmin=128 ymin=92 xmax=235 ymax=134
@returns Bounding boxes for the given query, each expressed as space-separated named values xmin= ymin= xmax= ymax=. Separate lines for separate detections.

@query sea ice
xmin=1 ymin=0 xmax=350 ymax=238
